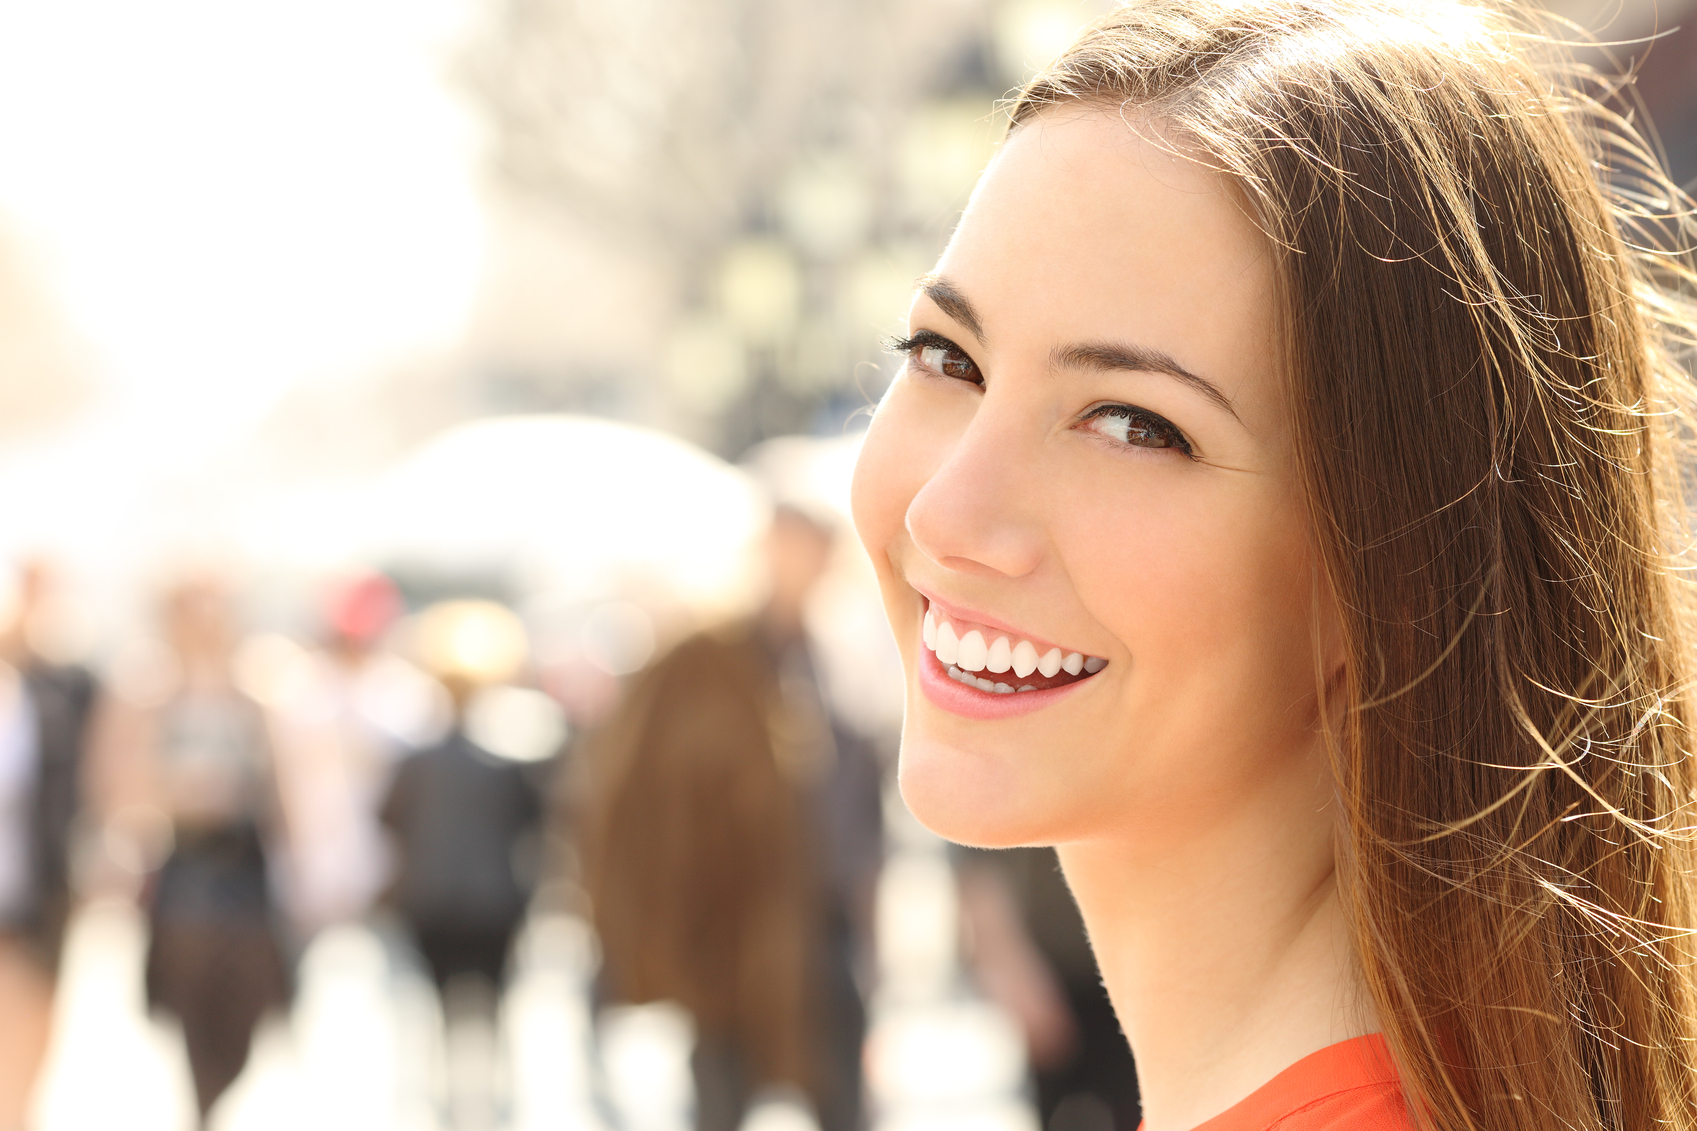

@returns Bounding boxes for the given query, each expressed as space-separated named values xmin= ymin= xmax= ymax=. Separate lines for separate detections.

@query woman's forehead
xmin=952 ymin=110 xmax=1267 ymax=296
xmin=934 ymin=109 xmax=1281 ymax=423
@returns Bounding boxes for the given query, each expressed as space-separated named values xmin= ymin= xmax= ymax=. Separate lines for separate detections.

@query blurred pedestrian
xmin=270 ymin=572 xmax=419 ymax=937
xmin=116 ymin=579 xmax=291 ymax=1125
xmin=582 ymin=504 xmax=884 ymax=1131
xmin=380 ymin=599 xmax=542 ymax=995
xmin=0 ymin=562 xmax=97 ymax=1130
xmin=380 ymin=598 xmax=544 ymax=1130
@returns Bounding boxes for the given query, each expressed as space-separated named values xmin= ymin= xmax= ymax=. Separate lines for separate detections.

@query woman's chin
xmin=896 ymin=732 xmax=1059 ymax=848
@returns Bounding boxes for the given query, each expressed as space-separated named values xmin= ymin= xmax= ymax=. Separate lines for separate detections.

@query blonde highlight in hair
xmin=1011 ymin=3 xmax=1697 ymax=1128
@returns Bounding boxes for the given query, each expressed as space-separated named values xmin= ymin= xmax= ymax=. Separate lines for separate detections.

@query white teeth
xmin=957 ymin=630 xmax=988 ymax=672
xmin=936 ymin=621 xmax=959 ymax=665
xmin=947 ymin=665 xmax=1040 ymax=695
xmin=926 ymin=611 xmax=1099 ymax=687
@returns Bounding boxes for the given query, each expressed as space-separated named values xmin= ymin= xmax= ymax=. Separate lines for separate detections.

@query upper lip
xmin=912 ymin=584 xmax=1080 ymax=656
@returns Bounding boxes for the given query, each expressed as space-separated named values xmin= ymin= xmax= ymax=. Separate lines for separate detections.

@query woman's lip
xmin=911 ymin=586 xmax=1071 ymax=658
xmin=916 ymin=634 xmax=1091 ymax=720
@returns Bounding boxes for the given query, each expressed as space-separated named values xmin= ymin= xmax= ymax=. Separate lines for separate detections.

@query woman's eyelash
xmin=885 ymin=329 xmax=951 ymax=354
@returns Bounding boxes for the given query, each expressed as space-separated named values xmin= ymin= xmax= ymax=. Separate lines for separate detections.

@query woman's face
xmin=852 ymin=109 xmax=1337 ymax=848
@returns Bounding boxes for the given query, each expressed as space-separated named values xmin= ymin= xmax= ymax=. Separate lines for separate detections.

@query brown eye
xmin=910 ymin=343 xmax=981 ymax=385
xmin=889 ymin=332 xmax=985 ymax=386
xmin=1081 ymin=404 xmax=1195 ymax=457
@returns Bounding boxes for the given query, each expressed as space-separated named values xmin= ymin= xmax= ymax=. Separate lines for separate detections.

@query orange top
xmin=1154 ymin=1035 xmax=1413 ymax=1131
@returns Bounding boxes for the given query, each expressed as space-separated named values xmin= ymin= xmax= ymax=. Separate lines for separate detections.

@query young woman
xmin=850 ymin=2 xmax=1697 ymax=1128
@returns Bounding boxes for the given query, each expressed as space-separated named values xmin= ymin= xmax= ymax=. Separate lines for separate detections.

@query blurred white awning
xmin=343 ymin=414 xmax=769 ymax=610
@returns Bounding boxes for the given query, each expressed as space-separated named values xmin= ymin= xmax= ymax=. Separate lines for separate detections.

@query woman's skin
xmin=851 ymin=108 xmax=1375 ymax=1131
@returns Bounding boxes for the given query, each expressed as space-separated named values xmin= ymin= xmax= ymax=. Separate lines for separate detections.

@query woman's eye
xmin=894 ymin=333 xmax=982 ymax=386
xmin=1079 ymin=405 xmax=1195 ymax=457
xmin=918 ymin=345 xmax=979 ymax=383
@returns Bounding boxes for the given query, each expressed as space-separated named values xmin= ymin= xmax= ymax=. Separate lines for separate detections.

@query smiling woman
xmin=850 ymin=3 xmax=1697 ymax=1130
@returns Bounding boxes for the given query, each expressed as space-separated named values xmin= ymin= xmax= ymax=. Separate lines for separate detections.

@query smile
xmin=922 ymin=600 xmax=1107 ymax=695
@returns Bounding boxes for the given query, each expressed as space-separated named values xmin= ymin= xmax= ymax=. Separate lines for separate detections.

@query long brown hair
xmin=1011 ymin=3 xmax=1697 ymax=1127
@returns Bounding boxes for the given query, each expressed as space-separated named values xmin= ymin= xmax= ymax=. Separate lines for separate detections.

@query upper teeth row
xmin=923 ymin=606 xmax=1107 ymax=679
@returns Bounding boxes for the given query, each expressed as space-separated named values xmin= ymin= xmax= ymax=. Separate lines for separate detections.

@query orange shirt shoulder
xmin=1168 ymin=1035 xmax=1414 ymax=1131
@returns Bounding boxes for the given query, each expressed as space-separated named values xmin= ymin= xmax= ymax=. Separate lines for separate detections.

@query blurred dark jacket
xmin=582 ymin=622 xmax=823 ymax=1090
xmin=10 ymin=662 xmax=96 ymax=970
xmin=381 ymin=729 xmax=542 ymax=931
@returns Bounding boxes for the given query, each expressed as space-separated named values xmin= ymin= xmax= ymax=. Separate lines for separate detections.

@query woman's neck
xmin=1058 ymin=787 xmax=1373 ymax=1131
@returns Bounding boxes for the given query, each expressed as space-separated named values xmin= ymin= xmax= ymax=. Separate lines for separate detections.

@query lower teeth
xmin=948 ymin=666 xmax=1036 ymax=694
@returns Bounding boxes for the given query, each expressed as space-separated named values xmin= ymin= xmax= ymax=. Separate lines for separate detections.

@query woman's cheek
xmin=851 ymin=381 xmax=924 ymax=567
xmin=853 ymin=379 xmax=945 ymax=549
xmin=1060 ymin=479 xmax=1280 ymax=660
xmin=848 ymin=400 xmax=902 ymax=553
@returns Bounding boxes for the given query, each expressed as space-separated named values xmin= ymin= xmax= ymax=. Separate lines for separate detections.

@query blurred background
xmin=0 ymin=1 xmax=1688 ymax=1130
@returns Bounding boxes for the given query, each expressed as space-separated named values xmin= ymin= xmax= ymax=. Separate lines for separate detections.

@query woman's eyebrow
xmin=1053 ymin=342 xmax=1240 ymax=421
xmin=916 ymin=273 xmax=986 ymax=344
xmin=914 ymin=275 xmax=1239 ymax=422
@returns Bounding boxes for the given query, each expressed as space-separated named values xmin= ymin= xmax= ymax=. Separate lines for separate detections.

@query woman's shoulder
xmin=1193 ymin=1035 xmax=1414 ymax=1131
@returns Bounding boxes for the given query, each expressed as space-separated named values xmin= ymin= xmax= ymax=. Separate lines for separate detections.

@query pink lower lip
xmin=916 ymin=638 xmax=1093 ymax=720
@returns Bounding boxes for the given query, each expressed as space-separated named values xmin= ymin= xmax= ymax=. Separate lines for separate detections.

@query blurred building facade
xmin=240 ymin=0 xmax=1116 ymax=473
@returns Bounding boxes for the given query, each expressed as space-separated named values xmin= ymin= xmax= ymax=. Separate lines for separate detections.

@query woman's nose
xmin=904 ymin=402 xmax=1046 ymax=580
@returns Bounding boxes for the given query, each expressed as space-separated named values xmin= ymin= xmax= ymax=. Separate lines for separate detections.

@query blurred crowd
xmin=1 ymin=562 xmax=559 ymax=1128
xmin=0 ymin=433 xmax=1146 ymax=1131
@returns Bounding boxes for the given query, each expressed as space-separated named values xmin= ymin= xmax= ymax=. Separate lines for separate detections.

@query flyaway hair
xmin=1010 ymin=2 xmax=1697 ymax=1128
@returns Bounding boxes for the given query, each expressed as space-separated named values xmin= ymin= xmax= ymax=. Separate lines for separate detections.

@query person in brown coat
xmin=582 ymin=505 xmax=879 ymax=1131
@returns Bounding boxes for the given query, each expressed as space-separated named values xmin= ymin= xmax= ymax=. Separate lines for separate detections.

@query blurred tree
xmin=458 ymin=0 xmax=1022 ymax=450
xmin=463 ymin=0 xmax=989 ymax=276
